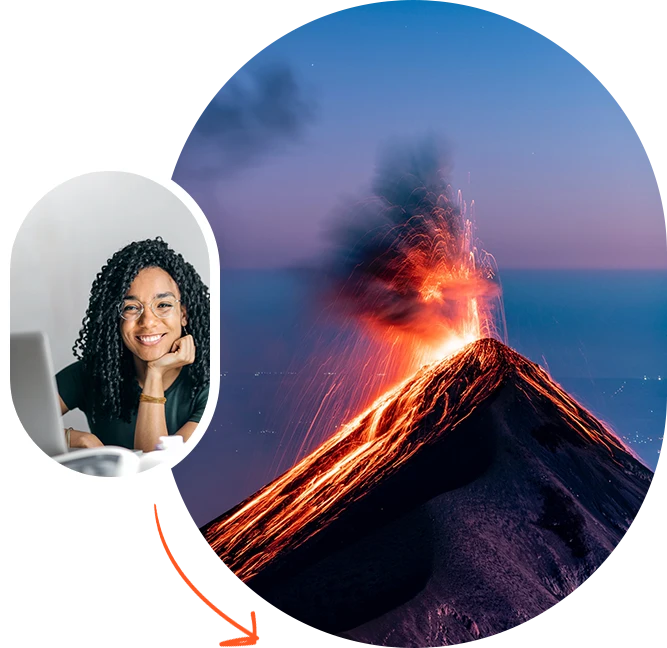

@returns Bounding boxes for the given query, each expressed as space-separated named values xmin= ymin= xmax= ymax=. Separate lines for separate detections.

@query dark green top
xmin=56 ymin=361 xmax=209 ymax=449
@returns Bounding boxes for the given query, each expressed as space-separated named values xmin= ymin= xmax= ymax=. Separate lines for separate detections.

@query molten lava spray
xmin=330 ymin=138 xmax=504 ymax=371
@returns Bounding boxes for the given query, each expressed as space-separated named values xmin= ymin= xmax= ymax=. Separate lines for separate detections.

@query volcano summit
xmin=202 ymin=339 xmax=652 ymax=646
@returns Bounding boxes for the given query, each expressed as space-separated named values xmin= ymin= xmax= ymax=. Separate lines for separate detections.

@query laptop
xmin=10 ymin=332 xmax=140 ymax=476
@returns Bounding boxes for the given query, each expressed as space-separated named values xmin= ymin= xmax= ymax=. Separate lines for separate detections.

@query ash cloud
xmin=174 ymin=64 xmax=316 ymax=181
xmin=328 ymin=137 xmax=480 ymax=332
xmin=332 ymin=136 xmax=463 ymax=269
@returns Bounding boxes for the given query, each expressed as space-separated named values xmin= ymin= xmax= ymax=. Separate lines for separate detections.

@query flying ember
xmin=329 ymin=138 xmax=506 ymax=373
xmin=271 ymin=140 xmax=507 ymax=469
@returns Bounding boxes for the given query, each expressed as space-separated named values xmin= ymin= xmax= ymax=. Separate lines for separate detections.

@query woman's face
xmin=119 ymin=267 xmax=187 ymax=363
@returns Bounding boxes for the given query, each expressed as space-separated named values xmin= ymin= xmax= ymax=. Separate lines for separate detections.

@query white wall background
xmin=10 ymin=171 xmax=210 ymax=430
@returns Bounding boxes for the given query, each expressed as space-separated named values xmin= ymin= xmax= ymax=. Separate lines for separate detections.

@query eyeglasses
xmin=119 ymin=297 xmax=181 ymax=321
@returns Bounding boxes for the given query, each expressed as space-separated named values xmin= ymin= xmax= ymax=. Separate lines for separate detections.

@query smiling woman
xmin=56 ymin=238 xmax=210 ymax=452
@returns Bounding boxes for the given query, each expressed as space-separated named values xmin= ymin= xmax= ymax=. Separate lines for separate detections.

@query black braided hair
xmin=73 ymin=237 xmax=210 ymax=422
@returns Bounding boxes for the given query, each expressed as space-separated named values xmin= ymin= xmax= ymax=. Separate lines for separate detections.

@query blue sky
xmin=175 ymin=1 xmax=665 ymax=269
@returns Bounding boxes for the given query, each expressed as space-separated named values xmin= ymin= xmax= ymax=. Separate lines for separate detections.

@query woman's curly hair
xmin=73 ymin=237 xmax=210 ymax=422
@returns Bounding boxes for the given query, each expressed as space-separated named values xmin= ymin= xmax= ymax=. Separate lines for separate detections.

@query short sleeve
xmin=56 ymin=361 xmax=88 ymax=413
xmin=188 ymin=385 xmax=209 ymax=423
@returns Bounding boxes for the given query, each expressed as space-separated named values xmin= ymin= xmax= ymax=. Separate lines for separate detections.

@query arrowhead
xmin=219 ymin=612 xmax=259 ymax=646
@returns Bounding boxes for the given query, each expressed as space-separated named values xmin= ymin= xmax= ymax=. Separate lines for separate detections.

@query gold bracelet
xmin=65 ymin=427 xmax=73 ymax=448
xmin=139 ymin=393 xmax=167 ymax=405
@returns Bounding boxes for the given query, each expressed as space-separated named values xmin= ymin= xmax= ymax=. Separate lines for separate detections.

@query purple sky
xmin=174 ymin=2 xmax=666 ymax=270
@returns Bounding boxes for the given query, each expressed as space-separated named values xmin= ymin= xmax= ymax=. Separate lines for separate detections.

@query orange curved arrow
xmin=154 ymin=504 xmax=259 ymax=646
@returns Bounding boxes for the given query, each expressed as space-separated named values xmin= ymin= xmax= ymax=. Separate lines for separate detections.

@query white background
xmin=10 ymin=171 xmax=211 ymax=432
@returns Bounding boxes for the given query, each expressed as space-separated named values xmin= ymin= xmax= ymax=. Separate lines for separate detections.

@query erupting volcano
xmin=202 ymin=142 xmax=653 ymax=646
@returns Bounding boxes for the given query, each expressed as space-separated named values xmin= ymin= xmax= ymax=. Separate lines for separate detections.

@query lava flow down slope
xmin=202 ymin=338 xmax=652 ymax=646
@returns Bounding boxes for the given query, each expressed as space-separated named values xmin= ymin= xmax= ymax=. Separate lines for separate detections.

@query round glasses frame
xmin=118 ymin=297 xmax=182 ymax=322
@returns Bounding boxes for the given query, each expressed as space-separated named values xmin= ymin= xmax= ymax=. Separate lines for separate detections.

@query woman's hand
xmin=146 ymin=334 xmax=196 ymax=376
xmin=68 ymin=430 xmax=104 ymax=449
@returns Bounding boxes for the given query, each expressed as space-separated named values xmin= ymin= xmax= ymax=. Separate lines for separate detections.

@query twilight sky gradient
xmin=174 ymin=1 xmax=665 ymax=270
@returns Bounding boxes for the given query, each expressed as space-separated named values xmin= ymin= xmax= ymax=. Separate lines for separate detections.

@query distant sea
xmin=174 ymin=269 xmax=667 ymax=526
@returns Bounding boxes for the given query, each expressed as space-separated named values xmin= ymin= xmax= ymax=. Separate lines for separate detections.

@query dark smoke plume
xmin=329 ymin=137 xmax=498 ymax=336
xmin=174 ymin=64 xmax=316 ymax=180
